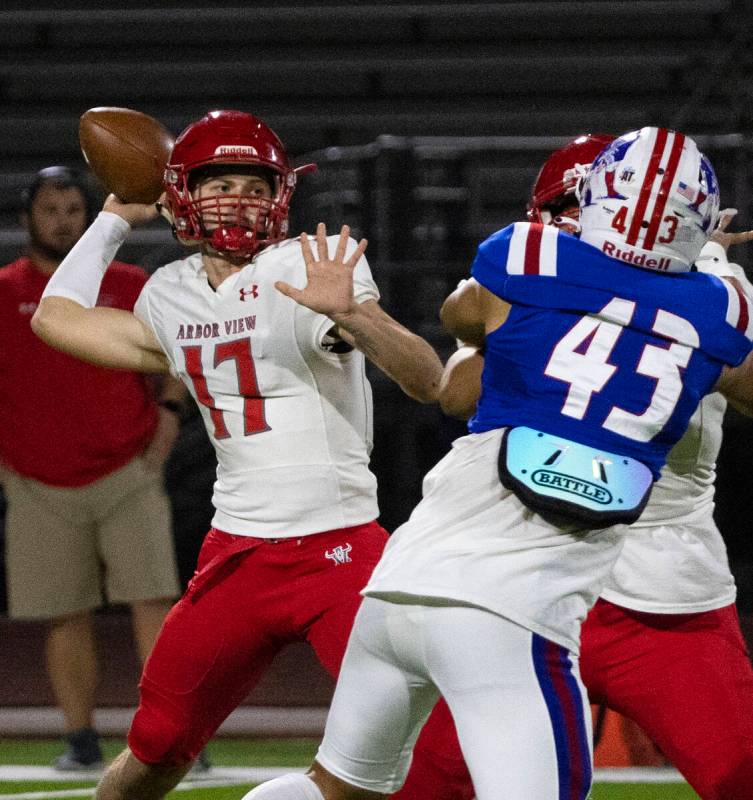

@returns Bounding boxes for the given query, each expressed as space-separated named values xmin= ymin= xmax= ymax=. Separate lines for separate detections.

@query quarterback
xmin=31 ymin=110 xmax=468 ymax=800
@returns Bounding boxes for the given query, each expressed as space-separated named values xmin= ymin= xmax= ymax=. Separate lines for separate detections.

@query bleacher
xmin=0 ymin=1 xmax=750 ymax=252
xmin=0 ymin=1 xmax=745 ymax=178
xmin=1 ymin=1 xmax=752 ymax=532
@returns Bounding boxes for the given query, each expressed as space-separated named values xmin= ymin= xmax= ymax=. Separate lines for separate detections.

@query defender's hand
xmin=710 ymin=208 xmax=753 ymax=251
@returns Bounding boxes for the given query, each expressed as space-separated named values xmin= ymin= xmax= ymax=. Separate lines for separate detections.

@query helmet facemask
xmin=168 ymin=164 xmax=295 ymax=257
xmin=166 ymin=164 xmax=296 ymax=259
xmin=163 ymin=110 xmax=316 ymax=260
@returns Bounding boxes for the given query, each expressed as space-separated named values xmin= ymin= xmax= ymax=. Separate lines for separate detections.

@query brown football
xmin=79 ymin=107 xmax=174 ymax=204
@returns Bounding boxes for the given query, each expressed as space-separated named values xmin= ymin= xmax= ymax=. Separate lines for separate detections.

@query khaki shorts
xmin=3 ymin=457 xmax=180 ymax=619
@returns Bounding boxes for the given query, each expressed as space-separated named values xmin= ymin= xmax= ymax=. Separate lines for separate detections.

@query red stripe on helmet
xmin=626 ymin=128 xmax=668 ymax=246
xmin=642 ymin=132 xmax=686 ymax=251
xmin=524 ymin=223 xmax=544 ymax=274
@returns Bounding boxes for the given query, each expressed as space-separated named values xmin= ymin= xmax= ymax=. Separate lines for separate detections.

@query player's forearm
xmin=334 ymin=305 xmax=443 ymax=403
xmin=41 ymin=212 xmax=131 ymax=307
xmin=32 ymin=297 xmax=168 ymax=373
xmin=439 ymin=346 xmax=484 ymax=419
xmin=439 ymin=285 xmax=486 ymax=347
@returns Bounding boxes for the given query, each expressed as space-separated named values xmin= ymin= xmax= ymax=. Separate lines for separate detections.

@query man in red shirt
xmin=0 ymin=167 xmax=183 ymax=770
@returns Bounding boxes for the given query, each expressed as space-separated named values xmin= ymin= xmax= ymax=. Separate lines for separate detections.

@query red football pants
xmin=581 ymin=598 xmax=753 ymax=800
xmin=128 ymin=523 xmax=476 ymax=800
xmin=129 ymin=524 xmax=389 ymax=766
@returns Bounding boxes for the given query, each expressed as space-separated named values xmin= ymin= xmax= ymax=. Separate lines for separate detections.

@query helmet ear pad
xmin=579 ymin=127 xmax=720 ymax=273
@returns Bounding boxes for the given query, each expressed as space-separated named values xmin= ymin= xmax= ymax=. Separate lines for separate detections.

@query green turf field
xmin=590 ymin=784 xmax=699 ymax=799
xmin=0 ymin=737 xmax=700 ymax=799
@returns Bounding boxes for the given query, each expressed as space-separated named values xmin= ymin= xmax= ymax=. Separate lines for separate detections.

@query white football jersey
xmin=362 ymin=429 xmax=625 ymax=654
xmin=135 ymin=236 xmax=380 ymax=537
xmin=600 ymin=244 xmax=747 ymax=613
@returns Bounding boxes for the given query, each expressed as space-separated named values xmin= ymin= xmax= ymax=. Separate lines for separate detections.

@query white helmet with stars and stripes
xmin=579 ymin=127 xmax=720 ymax=273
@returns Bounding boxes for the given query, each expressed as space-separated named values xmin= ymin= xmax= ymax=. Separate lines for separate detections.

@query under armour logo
xmin=239 ymin=285 xmax=259 ymax=302
xmin=325 ymin=544 xmax=352 ymax=565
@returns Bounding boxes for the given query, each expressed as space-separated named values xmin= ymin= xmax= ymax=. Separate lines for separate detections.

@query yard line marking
xmin=0 ymin=781 xmax=251 ymax=800
xmin=0 ymin=766 xmax=302 ymax=783
xmin=0 ymin=766 xmax=305 ymax=799
xmin=595 ymin=767 xmax=685 ymax=783
xmin=0 ymin=764 xmax=687 ymax=798
xmin=0 ymin=791 xmax=95 ymax=800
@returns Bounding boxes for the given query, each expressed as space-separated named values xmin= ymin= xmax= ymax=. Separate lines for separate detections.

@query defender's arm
xmin=716 ymin=352 xmax=753 ymax=417
xmin=440 ymin=278 xmax=510 ymax=346
xmin=439 ymin=346 xmax=484 ymax=420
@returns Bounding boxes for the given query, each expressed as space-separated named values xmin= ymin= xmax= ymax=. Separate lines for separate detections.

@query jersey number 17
xmin=182 ymin=337 xmax=270 ymax=439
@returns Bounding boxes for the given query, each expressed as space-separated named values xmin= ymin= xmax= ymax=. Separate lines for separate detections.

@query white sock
xmin=240 ymin=773 xmax=325 ymax=799
xmin=41 ymin=212 xmax=131 ymax=308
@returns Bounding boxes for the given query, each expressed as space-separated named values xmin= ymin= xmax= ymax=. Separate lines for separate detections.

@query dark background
xmin=2 ymin=0 xmax=753 ymax=618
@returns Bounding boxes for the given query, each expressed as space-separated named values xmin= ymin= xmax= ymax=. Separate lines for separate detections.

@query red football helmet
xmin=163 ymin=110 xmax=316 ymax=258
xmin=527 ymin=133 xmax=615 ymax=224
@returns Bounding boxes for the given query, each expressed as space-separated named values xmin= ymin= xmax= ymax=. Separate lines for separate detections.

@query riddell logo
xmin=602 ymin=241 xmax=672 ymax=271
xmin=215 ymin=145 xmax=258 ymax=157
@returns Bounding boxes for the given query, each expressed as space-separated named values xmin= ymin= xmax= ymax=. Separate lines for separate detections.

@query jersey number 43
xmin=544 ymin=297 xmax=698 ymax=442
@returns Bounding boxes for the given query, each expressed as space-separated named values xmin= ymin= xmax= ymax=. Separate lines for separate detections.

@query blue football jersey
xmin=469 ymin=222 xmax=753 ymax=478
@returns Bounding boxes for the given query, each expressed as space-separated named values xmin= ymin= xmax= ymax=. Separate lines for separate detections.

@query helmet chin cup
xmin=209 ymin=225 xmax=257 ymax=257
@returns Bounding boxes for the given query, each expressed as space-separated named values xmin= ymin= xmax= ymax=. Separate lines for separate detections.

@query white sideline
xmin=0 ymin=707 xmax=328 ymax=736
xmin=595 ymin=767 xmax=685 ymax=783
xmin=0 ymin=764 xmax=687 ymax=798
xmin=0 ymin=766 xmax=298 ymax=782
xmin=0 ymin=766 xmax=301 ymax=799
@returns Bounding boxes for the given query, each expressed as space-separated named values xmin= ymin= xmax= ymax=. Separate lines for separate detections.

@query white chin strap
xmin=553 ymin=215 xmax=581 ymax=232
xmin=540 ymin=210 xmax=581 ymax=233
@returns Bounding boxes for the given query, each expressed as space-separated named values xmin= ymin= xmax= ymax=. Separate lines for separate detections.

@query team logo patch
xmin=239 ymin=284 xmax=259 ymax=301
xmin=325 ymin=544 xmax=352 ymax=565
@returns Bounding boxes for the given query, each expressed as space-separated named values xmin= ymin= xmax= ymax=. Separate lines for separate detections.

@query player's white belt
xmin=498 ymin=426 xmax=653 ymax=529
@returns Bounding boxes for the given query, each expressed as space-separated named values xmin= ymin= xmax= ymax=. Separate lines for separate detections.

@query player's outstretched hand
xmin=103 ymin=193 xmax=161 ymax=228
xmin=275 ymin=222 xmax=368 ymax=318
xmin=710 ymin=208 xmax=753 ymax=251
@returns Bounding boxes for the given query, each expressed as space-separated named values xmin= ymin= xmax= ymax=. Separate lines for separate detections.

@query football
xmin=79 ymin=107 xmax=174 ymax=204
